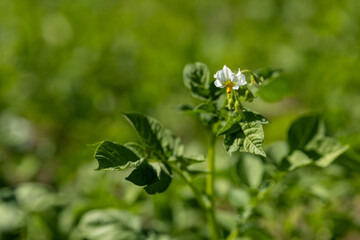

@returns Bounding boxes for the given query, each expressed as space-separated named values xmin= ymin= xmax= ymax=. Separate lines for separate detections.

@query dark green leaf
xmin=144 ymin=163 xmax=172 ymax=194
xmin=124 ymin=142 xmax=147 ymax=158
xmin=256 ymin=75 xmax=292 ymax=102
xmin=125 ymin=162 xmax=159 ymax=186
xmin=224 ymin=130 xmax=245 ymax=154
xmin=287 ymin=114 xmax=321 ymax=152
xmin=183 ymin=62 xmax=220 ymax=100
xmin=217 ymin=113 xmax=242 ymax=136
xmin=95 ymin=141 xmax=143 ymax=171
xmin=126 ymin=162 xmax=172 ymax=194
xmin=183 ymin=62 xmax=210 ymax=89
xmin=242 ymin=108 xmax=269 ymax=124
xmin=218 ymin=109 xmax=268 ymax=136
xmin=123 ymin=113 xmax=183 ymax=157
xmin=255 ymin=68 xmax=281 ymax=80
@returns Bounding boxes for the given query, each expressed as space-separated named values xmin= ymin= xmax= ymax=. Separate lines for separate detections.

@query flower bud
xmin=228 ymin=97 xmax=234 ymax=110
xmin=235 ymin=100 xmax=242 ymax=113
xmin=245 ymin=90 xmax=254 ymax=102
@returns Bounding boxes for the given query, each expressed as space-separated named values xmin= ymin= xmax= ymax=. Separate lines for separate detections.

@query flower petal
xmin=222 ymin=65 xmax=233 ymax=81
xmin=214 ymin=79 xmax=224 ymax=88
xmin=235 ymin=69 xmax=247 ymax=86
xmin=214 ymin=70 xmax=226 ymax=83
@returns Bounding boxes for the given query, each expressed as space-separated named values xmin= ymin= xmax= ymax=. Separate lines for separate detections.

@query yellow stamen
xmin=224 ymin=80 xmax=235 ymax=94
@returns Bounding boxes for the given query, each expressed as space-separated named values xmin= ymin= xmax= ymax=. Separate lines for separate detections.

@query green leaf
xmin=265 ymin=141 xmax=289 ymax=167
xmin=123 ymin=113 xmax=183 ymax=158
xmin=256 ymin=75 xmax=292 ymax=102
xmin=239 ymin=121 xmax=266 ymax=157
xmin=125 ymin=162 xmax=159 ymax=186
xmin=183 ymin=62 xmax=220 ymax=100
xmin=242 ymin=108 xmax=269 ymax=124
xmin=255 ymin=68 xmax=281 ymax=80
xmin=217 ymin=113 xmax=242 ymax=136
xmin=224 ymin=130 xmax=245 ymax=153
xmin=236 ymin=153 xmax=264 ymax=189
xmin=307 ymin=137 xmax=349 ymax=167
xmin=224 ymin=121 xmax=266 ymax=157
xmin=0 ymin=202 xmax=25 ymax=232
xmin=124 ymin=142 xmax=147 ymax=158
xmin=126 ymin=162 xmax=172 ymax=194
xmin=144 ymin=162 xmax=172 ymax=194
xmin=287 ymin=150 xmax=312 ymax=171
xmin=183 ymin=62 xmax=210 ymax=89
xmin=242 ymin=225 xmax=275 ymax=240
xmin=287 ymin=114 xmax=321 ymax=152
xmin=95 ymin=141 xmax=144 ymax=171
xmin=218 ymin=109 xmax=268 ymax=136
xmin=177 ymin=103 xmax=219 ymax=126
xmin=71 ymin=209 xmax=145 ymax=240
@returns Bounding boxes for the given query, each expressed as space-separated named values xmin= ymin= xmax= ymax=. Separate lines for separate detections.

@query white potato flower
xmin=214 ymin=65 xmax=247 ymax=94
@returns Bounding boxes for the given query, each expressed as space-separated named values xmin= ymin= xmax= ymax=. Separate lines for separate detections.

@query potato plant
xmin=93 ymin=62 xmax=348 ymax=240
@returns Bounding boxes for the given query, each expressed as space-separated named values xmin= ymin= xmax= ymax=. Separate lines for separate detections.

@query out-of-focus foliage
xmin=1 ymin=0 xmax=360 ymax=239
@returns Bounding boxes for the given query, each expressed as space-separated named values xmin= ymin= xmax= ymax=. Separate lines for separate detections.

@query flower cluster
xmin=214 ymin=65 xmax=247 ymax=94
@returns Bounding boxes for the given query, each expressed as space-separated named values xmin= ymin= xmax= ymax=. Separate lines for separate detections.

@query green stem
xmin=206 ymin=133 xmax=219 ymax=240
xmin=240 ymin=69 xmax=253 ymax=74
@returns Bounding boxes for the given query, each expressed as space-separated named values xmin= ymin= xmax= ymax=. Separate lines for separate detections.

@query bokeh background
xmin=1 ymin=0 xmax=360 ymax=239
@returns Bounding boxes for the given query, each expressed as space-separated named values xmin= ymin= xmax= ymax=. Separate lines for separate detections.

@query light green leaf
xmin=256 ymin=75 xmax=292 ymax=102
xmin=287 ymin=150 xmax=312 ymax=171
xmin=0 ymin=203 xmax=25 ymax=232
xmin=265 ymin=141 xmax=289 ymax=166
xmin=223 ymin=121 xmax=266 ymax=156
xmin=123 ymin=113 xmax=183 ymax=157
xmin=95 ymin=141 xmax=144 ymax=171
xmin=70 ymin=209 xmax=145 ymax=240
xmin=236 ymin=153 xmax=264 ymax=189
xmin=307 ymin=137 xmax=349 ymax=167
xmin=239 ymin=121 xmax=266 ymax=157
xmin=15 ymin=183 xmax=56 ymax=213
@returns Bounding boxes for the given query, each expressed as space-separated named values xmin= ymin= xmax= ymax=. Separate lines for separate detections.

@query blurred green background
xmin=0 ymin=0 xmax=360 ymax=239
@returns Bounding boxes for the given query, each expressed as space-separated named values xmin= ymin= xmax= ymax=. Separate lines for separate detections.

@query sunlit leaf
xmin=307 ymin=137 xmax=349 ymax=167
xmin=236 ymin=153 xmax=264 ymax=189
xmin=287 ymin=150 xmax=312 ymax=171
